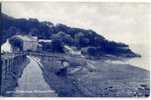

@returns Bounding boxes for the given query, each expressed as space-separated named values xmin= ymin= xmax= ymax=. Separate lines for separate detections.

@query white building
xmin=11 ymin=35 xmax=38 ymax=51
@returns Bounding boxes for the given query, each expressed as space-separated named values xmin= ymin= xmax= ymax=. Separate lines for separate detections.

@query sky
xmin=2 ymin=2 xmax=151 ymax=45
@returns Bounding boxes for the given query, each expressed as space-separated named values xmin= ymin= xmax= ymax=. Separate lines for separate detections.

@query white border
xmin=0 ymin=0 xmax=151 ymax=3
xmin=0 ymin=97 xmax=151 ymax=100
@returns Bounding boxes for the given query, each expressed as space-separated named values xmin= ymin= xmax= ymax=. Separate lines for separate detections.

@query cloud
xmin=2 ymin=2 xmax=150 ymax=45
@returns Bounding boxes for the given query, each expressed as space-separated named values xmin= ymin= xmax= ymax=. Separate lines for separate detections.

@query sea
xmin=128 ymin=44 xmax=150 ymax=71
xmin=107 ymin=44 xmax=150 ymax=71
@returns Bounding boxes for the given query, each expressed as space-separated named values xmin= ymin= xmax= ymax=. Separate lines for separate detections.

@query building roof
xmin=12 ymin=35 xmax=38 ymax=42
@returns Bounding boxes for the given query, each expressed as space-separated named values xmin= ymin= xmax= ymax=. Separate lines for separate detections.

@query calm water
xmin=127 ymin=44 xmax=150 ymax=70
xmin=106 ymin=44 xmax=150 ymax=71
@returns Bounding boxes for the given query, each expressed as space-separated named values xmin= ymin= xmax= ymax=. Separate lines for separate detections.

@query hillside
xmin=2 ymin=13 xmax=140 ymax=58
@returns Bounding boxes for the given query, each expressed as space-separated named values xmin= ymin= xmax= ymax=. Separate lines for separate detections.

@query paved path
xmin=13 ymin=56 xmax=57 ymax=97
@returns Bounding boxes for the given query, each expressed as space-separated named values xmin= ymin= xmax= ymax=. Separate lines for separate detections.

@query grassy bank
xmin=40 ymin=56 xmax=150 ymax=97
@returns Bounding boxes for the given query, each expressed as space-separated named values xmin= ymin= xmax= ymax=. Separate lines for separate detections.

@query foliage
xmin=2 ymin=13 xmax=139 ymax=58
xmin=9 ymin=37 xmax=23 ymax=51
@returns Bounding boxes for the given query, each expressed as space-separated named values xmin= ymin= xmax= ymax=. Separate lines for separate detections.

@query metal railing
xmin=1 ymin=52 xmax=27 ymax=80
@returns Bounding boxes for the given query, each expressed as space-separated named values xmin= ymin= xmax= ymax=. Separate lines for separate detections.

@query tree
xmin=9 ymin=37 xmax=23 ymax=51
xmin=81 ymin=47 xmax=97 ymax=56
xmin=51 ymin=39 xmax=64 ymax=53
xmin=51 ymin=31 xmax=74 ymax=45
xmin=74 ymin=32 xmax=84 ymax=48
xmin=87 ymin=47 xmax=97 ymax=56
xmin=29 ymin=28 xmax=39 ymax=36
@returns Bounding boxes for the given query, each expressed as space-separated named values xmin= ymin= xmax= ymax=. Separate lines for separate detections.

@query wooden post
xmin=5 ymin=59 xmax=7 ymax=79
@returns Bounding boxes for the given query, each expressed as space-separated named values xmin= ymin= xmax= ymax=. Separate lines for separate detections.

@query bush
xmin=51 ymin=39 xmax=64 ymax=53
xmin=81 ymin=47 xmax=97 ymax=56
